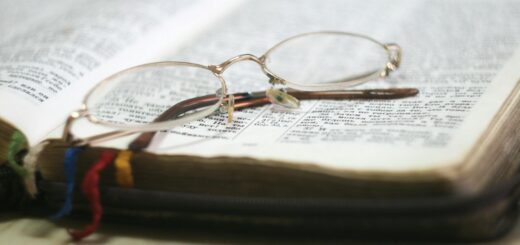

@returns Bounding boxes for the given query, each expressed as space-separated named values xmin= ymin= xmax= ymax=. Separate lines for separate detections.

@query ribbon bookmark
xmin=68 ymin=150 xmax=117 ymax=241
xmin=114 ymin=150 xmax=134 ymax=188
xmin=50 ymin=147 xmax=83 ymax=219
xmin=7 ymin=131 xmax=29 ymax=178
xmin=23 ymin=141 xmax=49 ymax=197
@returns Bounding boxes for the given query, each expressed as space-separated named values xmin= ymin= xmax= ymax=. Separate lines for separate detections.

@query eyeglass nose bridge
xmin=209 ymin=54 xmax=265 ymax=74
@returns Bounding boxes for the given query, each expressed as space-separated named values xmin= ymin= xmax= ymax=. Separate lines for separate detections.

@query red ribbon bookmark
xmin=68 ymin=150 xmax=117 ymax=241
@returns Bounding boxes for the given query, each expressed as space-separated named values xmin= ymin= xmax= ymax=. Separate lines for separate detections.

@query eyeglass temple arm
xmin=128 ymin=87 xmax=418 ymax=151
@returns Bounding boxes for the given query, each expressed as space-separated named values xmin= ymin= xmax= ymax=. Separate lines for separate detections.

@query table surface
xmin=1 ymin=214 xmax=520 ymax=244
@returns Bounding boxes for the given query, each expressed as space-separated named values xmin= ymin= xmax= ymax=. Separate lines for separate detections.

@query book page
xmin=0 ymin=0 xmax=243 ymax=145
xmin=66 ymin=0 xmax=520 ymax=173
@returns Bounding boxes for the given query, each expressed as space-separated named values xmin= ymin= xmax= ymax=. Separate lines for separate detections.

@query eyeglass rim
xmin=68 ymin=31 xmax=401 ymax=143
xmin=81 ymin=61 xmax=227 ymax=131
xmin=261 ymin=31 xmax=398 ymax=91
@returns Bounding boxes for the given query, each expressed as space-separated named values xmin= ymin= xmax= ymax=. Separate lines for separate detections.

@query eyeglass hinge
xmin=382 ymin=43 xmax=401 ymax=77
xmin=62 ymin=109 xmax=88 ymax=145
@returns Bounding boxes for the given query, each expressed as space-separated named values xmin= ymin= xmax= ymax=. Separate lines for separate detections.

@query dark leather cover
xmin=39 ymin=174 xmax=520 ymax=242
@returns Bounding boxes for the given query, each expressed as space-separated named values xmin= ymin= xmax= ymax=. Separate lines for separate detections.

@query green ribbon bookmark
xmin=7 ymin=131 xmax=29 ymax=178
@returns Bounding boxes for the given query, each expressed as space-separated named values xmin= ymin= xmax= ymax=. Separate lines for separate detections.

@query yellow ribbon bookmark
xmin=114 ymin=150 xmax=134 ymax=188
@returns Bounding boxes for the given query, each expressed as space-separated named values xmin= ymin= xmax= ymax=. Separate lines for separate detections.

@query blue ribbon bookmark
xmin=50 ymin=147 xmax=83 ymax=220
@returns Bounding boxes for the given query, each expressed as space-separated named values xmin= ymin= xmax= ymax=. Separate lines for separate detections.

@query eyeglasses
xmin=62 ymin=31 xmax=417 ymax=149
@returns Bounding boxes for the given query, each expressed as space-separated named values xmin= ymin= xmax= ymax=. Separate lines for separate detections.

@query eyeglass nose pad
xmin=226 ymin=94 xmax=235 ymax=123
xmin=266 ymin=88 xmax=300 ymax=109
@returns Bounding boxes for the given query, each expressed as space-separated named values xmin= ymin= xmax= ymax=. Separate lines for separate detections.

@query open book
xmin=1 ymin=0 xmax=520 ymax=239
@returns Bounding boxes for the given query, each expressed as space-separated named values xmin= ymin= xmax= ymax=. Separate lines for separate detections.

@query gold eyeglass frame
xmin=62 ymin=31 xmax=410 ymax=148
